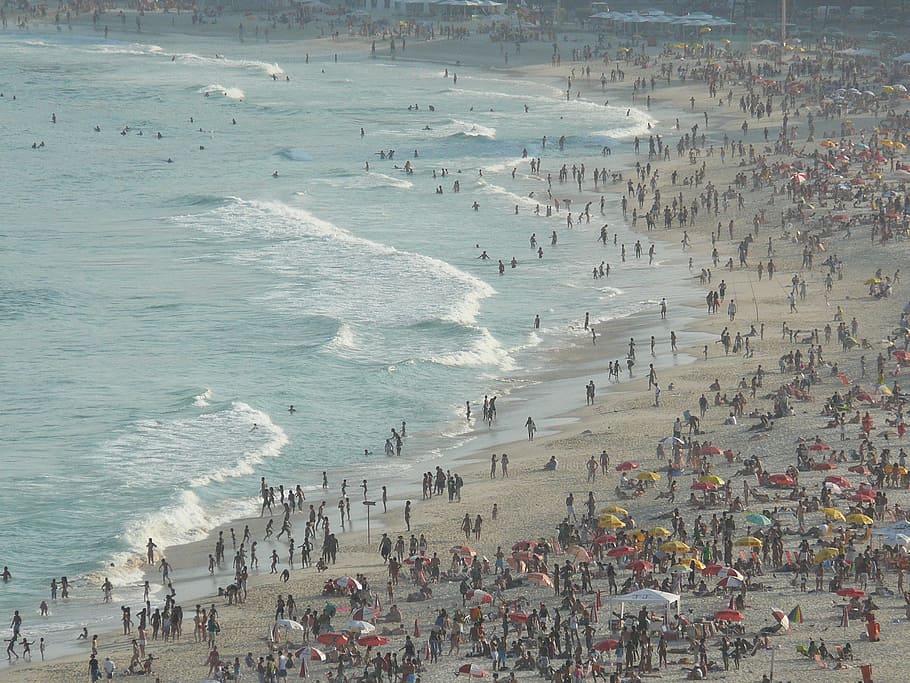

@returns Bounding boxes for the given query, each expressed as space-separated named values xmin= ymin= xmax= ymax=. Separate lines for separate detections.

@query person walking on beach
xmin=525 ymin=416 xmax=537 ymax=440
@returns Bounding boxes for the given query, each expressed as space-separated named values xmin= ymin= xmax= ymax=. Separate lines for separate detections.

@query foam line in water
xmin=175 ymin=198 xmax=495 ymax=328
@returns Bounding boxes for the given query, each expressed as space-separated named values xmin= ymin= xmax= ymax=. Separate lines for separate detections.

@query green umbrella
xmin=745 ymin=513 xmax=773 ymax=527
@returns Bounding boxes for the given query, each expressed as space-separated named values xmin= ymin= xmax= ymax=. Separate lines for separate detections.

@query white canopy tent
xmin=608 ymin=588 xmax=681 ymax=624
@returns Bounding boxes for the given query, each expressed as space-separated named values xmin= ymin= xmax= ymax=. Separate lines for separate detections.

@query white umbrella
xmin=276 ymin=619 xmax=305 ymax=631
xmin=344 ymin=620 xmax=376 ymax=634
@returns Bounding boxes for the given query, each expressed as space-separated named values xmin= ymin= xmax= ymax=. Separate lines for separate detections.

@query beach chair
xmin=784 ymin=550 xmax=795 ymax=567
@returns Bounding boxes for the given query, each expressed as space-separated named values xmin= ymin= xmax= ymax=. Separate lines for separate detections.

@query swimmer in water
xmin=289 ymin=405 xmax=296 ymax=414
xmin=272 ymin=170 xmax=279 ymax=177
xmin=250 ymin=423 xmax=258 ymax=432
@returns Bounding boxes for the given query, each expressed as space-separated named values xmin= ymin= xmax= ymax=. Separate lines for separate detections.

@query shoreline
xmin=6 ymin=11 xmax=910 ymax=683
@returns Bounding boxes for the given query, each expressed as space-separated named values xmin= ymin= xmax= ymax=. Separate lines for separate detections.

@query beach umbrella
xmin=606 ymin=546 xmax=638 ymax=558
xmin=821 ymin=507 xmax=845 ymax=522
xmin=659 ymin=436 xmax=685 ymax=445
xmin=511 ymin=540 xmax=538 ymax=551
xmin=565 ymin=545 xmax=593 ymax=563
xmin=734 ymin=536 xmax=763 ymax=548
xmin=851 ymin=492 xmax=876 ymax=503
xmin=357 ymin=635 xmax=389 ymax=647
xmin=592 ymin=639 xmax=620 ymax=651
xmin=769 ymin=474 xmax=796 ymax=486
xmin=601 ymin=505 xmax=628 ymax=516
xmin=276 ymin=619 xmax=306 ymax=631
xmin=295 ymin=646 xmax=328 ymax=661
xmin=716 ymin=567 xmax=745 ymax=581
xmin=714 ymin=609 xmax=744 ymax=622
xmin=815 ymin=548 xmax=840 ymax=563
xmin=317 ymin=632 xmax=349 ymax=647
xmin=699 ymin=474 xmax=724 ymax=485
xmin=716 ymin=576 xmax=743 ymax=589
xmin=467 ymin=590 xmax=493 ymax=604
xmin=452 ymin=544 xmax=477 ymax=558
xmin=592 ymin=533 xmax=617 ymax=545
xmin=404 ymin=554 xmax=428 ymax=565
xmin=699 ymin=445 xmax=724 ymax=456
xmin=660 ymin=540 xmax=691 ymax=553
xmin=771 ymin=609 xmax=790 ymax=631
xmin=809 ymin=442 xmax=832 ymax=451
xmin=616 ymin=461 xmax=640 ymax=472
xmin=626 ymin=559 xmax=653 ymax=573
xmin=813 ymin=462 xmax=837 ymax=471
xmin=837 ymin=587 xmax=865 ymax=599
xmin=512 ymin=550 xmax=540 ymax=562
xmin=670 ymin=563 xmax=693 ymax=574
xmin=824 ymin=482 xmax=843 ymax=494
xmin=791 ymin=172 xmax=808 ymax=184
xmin=508 ymin=612 xmax=529 ymax=623
xmin=691 ymin=481 xmax=718 ymax=491
xmin=825 ymin=475 xmax=852 ymax=488
xmin=648 ymin=527 xmax=672 ymax=538
xmin=701 ymin=563 xmax=724 ymax=576
xmin=636 ymin=471 xmax=660 ymax=481
xmin=457 ymin=664 xmax=490 ymax=678
xmin=344 ymin=620 xmax=376 ymax=634
xmin=677 ymin=557 xmax=705 ymax=570
xmin=745 ymin=513 xmax=773 ymax=527
xmin=335 ymin=577 xmax=363 ymax=591
xmin=598 ymin=515 xmax=626 ymax=529
xmin=351 ymin=607 xmax=379 ymax=621
xmin=821 ymin=140 xmax=837 ymax=148
xmin=846 ymin=513 xmax=874 ymax=525
xmin=526 ymin=572 xmax=554 ymax=587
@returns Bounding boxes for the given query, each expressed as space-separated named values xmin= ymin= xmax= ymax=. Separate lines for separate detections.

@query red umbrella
xmin=404 ymin=554 xmax=428 ymax=565
xmin=616 ymin=461 xmax=640 ymax=472
xmin=769 ymin=474 xmax=796 ymax=486
xmin=511 ymin=540 xmax=538 ymax=551
xmin=505 ymin=557 xmax=527 ymax=572
xmin=699 ymin=445 xmax=724 ymax=456
xmin=832 ymin=214 xmax=850 ymax=222
xmin=317 ymin=633 xmax=349 ymax=647
xmin=593 ymin=534 xmax=617 ymax=545
xmin=702 ymin=563 xmax=724 ymax=576
xmin=592 ymin=639 xmax=620 ymax=651
xmin=825 ymin=475 xmax=852 ymax=488
xmin=352 ymin=607 xmax=380 ymax=621
xmin=714 ymin=610 xmax=744 ymax=622
xmin=813 ymin=462 xmax=837 ymax=471
xmin=809 ymin=443 xmax=832 ymax=451
xmin=526 ymin=572 xmax=554 ymax=588
xmin=357 ymin=635 xmax=390 ymax=647
xmin=509 ymin=612 xmax=529 ymax=623
xmin=848 ymin=465 xmax=871 ymax=475
xmin=716 ymin=576 xmax=743 ymax=588
xmin=837 ymin=587 xmax=865 ymax=599
xmin=691 ymin=481 xmax=718 ymax=491
xmin=607 ymin=546 xmax=638 ymax=558
xmin=295 ymin=646 xmax=327 ymax=662
xmin=467 ymin=590 xmax=494 ymax=604
xmin=626 ymin=560 xmax=653 ymax=573
xmin=851 ymin=493 xmax=875 ymax=503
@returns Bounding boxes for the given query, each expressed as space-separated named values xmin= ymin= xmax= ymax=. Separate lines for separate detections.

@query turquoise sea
xmin=0 ymin=27 xmax=699 ymax=645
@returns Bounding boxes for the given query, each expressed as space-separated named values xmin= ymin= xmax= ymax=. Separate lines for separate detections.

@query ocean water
xmin=0 ymin=29 xmax=698 ymax=642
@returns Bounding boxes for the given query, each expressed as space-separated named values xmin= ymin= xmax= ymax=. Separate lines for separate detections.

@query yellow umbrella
xmin=700 ymin=474 xmax=724 ymax=486
xmin=598 ymin=515 xmax=626 ymax=529
xmin=734 ymin=536 xmax=763 ymax=548
xmin=846 ymin=513 xmax=874 ymax=525
xmin=821 ymin=507 xmax=846 ymax=522
xmin=648 ymin=527 xmax=672 ymax=538
xmin=627 ymin=529 xmax=646 ymax=541
xmin=882 ymin=139 xmax=895 ymax=147
xmin=670 ymin=563 xmax=692 ymax=574
xmin=660 ymin=540 xmax=691 ymax=553
xmin=816 ymin=547 xmax=840 ymax=563
xmin=895 ymin=142 xmax=907 ymax=150
xmin=821 ymin=139 xmax=837 ymax=148
xmin=601 ymin=505 xmax=628 ymax=516
xmin=637 ymin=471 xmax=661 ymax=481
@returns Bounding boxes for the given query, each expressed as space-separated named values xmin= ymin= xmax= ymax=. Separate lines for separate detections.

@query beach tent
xmin=608 ymin=588 xmax=680 ymax=624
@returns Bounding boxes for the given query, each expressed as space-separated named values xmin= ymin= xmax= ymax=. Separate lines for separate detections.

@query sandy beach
xmin=4 ymin=7 xmax=910 ymax=683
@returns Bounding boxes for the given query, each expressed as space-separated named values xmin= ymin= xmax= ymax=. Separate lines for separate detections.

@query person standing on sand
xmin=146 ymin=538 xmax=157 ymax=564
xmin=525 ymin=416 xmax=537 ymax=440
xmin=404 ymin=501 xmax=412 ymax=531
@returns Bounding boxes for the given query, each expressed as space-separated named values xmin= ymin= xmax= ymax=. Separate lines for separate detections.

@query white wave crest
xmin=193 ymin=387 xmax=212 ymax=407
xmin=200 ymin=84 xmax=245 ymax=100
xmin=429 ymin=327 xmax=516 ymax=371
